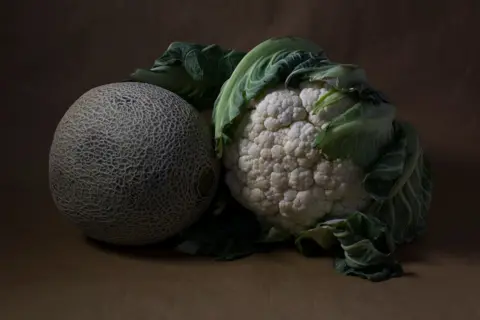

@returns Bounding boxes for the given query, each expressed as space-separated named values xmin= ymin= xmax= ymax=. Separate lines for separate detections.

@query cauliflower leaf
xmin=297 ymin=212 xmax=404 ymax=282
xmin=130 ymin=42 xmax=246 ymax=111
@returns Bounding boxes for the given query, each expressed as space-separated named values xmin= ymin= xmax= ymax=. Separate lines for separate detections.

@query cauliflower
xmin=223 ymin=83 xmax=372 ymax=234
xmin=213 ymin=36 xmax=431 ymax=245
xmin=129 ymin=38 xmax=432 ymax=280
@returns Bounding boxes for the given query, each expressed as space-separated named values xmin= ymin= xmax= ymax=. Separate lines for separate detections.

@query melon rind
xmin=49 ymin=82 xmax=220 ymax=245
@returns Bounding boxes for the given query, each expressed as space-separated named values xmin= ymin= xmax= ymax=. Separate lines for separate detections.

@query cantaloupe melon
xmin=49 ymin=82 xmax=220 ymax=245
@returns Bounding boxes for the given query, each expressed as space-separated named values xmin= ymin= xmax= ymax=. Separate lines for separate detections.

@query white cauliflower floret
xmin=223 ymin=83 xmax=371 ymax=234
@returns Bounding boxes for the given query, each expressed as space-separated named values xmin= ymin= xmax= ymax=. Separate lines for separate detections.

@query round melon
xmin=49 ymin=82 xmax=220 ymax=245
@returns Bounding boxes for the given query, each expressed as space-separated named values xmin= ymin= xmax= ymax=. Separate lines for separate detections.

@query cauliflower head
xmin=223 ymin=83 xmax=371 ymax=234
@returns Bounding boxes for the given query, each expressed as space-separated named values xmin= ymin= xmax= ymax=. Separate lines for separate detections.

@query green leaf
xmin=130 ymin=42 xmax=246 ymax=111
xmin=363 ymin=121 xmax=433 ymax=244
xmin=363 ymin=122 xmax=408 ymax=199
xmin=311 ymin=88 xmax=347 ymax=113
xmin=313 ymin=100 xmax=396 ymax=167
xmin=295 ymin=212 xmax=404 ymax=282
xmin=295 ymin=223 xmax=338 ymax=252
xmin=334 ymin=257 xmax=404 ymax=282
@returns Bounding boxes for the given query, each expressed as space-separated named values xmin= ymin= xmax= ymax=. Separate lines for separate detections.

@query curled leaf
xmin=130 ymin=42 xmax=246 ymax=111
xmin=295 ymin=212 xmax=403 ymax=282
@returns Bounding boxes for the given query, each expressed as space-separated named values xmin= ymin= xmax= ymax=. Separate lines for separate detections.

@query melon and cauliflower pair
xmin=50 ymin=37 xmax=432 ymax=282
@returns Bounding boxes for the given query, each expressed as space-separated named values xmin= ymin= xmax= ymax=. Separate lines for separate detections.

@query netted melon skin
xmin=49 ymin=82 xmax=220 ymax=245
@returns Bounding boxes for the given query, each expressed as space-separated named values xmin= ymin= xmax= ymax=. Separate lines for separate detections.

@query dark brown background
xmin=2 ymin=1 xmax=480 ymax=319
